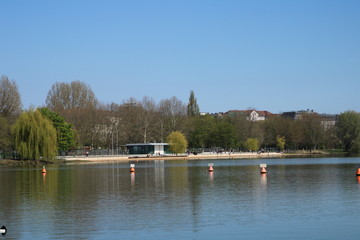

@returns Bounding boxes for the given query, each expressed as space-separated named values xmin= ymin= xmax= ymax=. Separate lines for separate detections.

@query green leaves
xmin=244 ymin=138 xmax=259 ymax=152
xmin=167 ymin=131 xmax=188 ymax=154
xmin=39 ymin=108 xmax=76 ymax=151
xmin=336 ymin=111 xmax=360 ymax=153
xmin=276 ymin=136 xmax=286 ymax=151
xmin=12 ymin=109 xmax=57 ymax=160
xmin=187 ymin=90 xmax=200 ymax=117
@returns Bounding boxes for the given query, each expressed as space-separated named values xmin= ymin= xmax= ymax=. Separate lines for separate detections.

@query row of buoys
xmin=207 ymin=163 xmax=268 ymax=174
xmin=41 ymin=165 xmax=360 ymax=176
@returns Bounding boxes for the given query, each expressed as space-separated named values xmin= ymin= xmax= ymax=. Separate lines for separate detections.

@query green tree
xmin=276 ymin=136 xmax=286 ymax=151
xmin=39 ymin=108 xmax=76 ymax=151
xmin=300 ymin=113 xmax=324 ymax=152
xmin=0 ymin=117 xmax=12 ymax=152
xmin=244 ymin=138 xmax=259 ymax=152
xmin=187 ymin=115 xmax=216 ymax=148
xmin=12 ymin=109 xmax=57 ymax=160
xmin=187 ymin=90 xmax=200 ymax=117
xmin=336 ymin=111 xmax=360 ymax=153
xmin=209 ymin=120 xmax=238 ymax=149
xmin=167 ymin=131 xmax=188 ymax=155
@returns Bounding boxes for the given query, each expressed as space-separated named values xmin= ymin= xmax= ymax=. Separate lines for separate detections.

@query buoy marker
xmin=42 ymin=165 xmax=47 ymax=174
xmin=0 ymin=226 xmax=7 ymax=235
xmin=356 ymin=168 xmax=360 ymax=176
xmin=208 ymin=163 xmax=214 ymax=172
xmin=260 ymin=164 xmax=267 ymax=174
xmin=130 ymin=164 xmax=135 ymax=173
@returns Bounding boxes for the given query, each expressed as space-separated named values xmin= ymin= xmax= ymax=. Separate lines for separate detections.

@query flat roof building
xmin=126 ymin=143 xmax=169 ymax=155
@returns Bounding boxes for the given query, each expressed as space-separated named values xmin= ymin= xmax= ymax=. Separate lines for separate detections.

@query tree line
xmin=1 ymin=75 xmax=360 ymax=160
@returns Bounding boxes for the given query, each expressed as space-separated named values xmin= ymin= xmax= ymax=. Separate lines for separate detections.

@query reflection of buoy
xmin=0 ymin=226 xmax=7 ymax=236
xmin=209 ymin=171 xmax=214 ymax=182
xmin=356 ymin=168 xmax=360 ymax=176
xmin=260 ymin=167 xmax=267 ymax=174
xmin=42 ymin=166 xmax=47 ymax=174
xmin=357 ymin=176 xmax=360 ymax=184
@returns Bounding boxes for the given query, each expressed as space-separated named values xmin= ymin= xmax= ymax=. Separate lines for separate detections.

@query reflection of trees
xmin=1 ymin=160 xmax=358 ymax=238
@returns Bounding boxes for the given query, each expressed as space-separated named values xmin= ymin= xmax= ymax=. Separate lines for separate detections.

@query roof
xmin=227 ymin=110 xmax=274 ymax=116
xmin=125 ymin=143 xmax=168 ymax=146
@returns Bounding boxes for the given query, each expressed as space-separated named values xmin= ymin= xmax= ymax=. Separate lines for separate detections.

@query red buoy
xmin=356 ymin=168 xmax=360 ymax=176
xmin=41 ymin=166 xmax=47 ymax=174
xmin=260 ymin=167 xmax=267 ymax=174
xmin=208 ymin=163 xmax=214 ymax=172
xmin=130 ymin=164 xmax=135 ymax=173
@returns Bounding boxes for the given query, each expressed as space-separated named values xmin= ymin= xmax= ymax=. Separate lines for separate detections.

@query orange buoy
xmin=42 ymin=166 xmax=47 ymax=174
xmin=356 ymin=168 xmax=360 ymax=176
xmin=130 ymin=164 xmax=135 ymax=173
xmin=208 ymin=163 xmax=214 ymax=172
xmin=260 ymin=167 xmax=267 ymax=174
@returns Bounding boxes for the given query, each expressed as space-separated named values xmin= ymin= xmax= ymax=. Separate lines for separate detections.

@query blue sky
xmin=1 ymin=0 xmax=359 ymax=114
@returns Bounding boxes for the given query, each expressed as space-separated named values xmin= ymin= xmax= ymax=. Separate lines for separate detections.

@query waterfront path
xmin=60 ymin=151 xmax=290 ymax=163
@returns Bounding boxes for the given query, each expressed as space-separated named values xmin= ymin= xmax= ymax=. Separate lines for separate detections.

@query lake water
xmin=1 ymin=157 xmax=360 ymax=239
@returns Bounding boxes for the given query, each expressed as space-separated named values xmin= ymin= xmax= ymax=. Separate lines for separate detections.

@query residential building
xmin=226 ymin=110 xmax=275 ymax=121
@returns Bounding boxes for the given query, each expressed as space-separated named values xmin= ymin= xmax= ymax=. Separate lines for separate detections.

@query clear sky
xmin=1 ymin=0 xmax=359 ymax=114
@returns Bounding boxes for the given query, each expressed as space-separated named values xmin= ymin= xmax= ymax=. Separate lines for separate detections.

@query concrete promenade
xmin=60 ymin=151 xmax=289 ymax=163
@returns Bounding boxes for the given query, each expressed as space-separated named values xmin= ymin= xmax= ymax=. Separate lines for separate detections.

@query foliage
xmin=276 ymin=136 xmax=286 ymax=151
xmin=336 ymin=111 xmax=360 ymax=153
xmin=39 ymin=108 xmax=76 ymax=151
xmin=244 ymin=138 xmax=259 ymax=152
xmin=167 ymin=131 xmax=188 ymax=154
xmin=209 ymin=121 xmax=238 ymax=149
xmin=187 ymin=116 xmax=238 ymax=149
xmin=187 ymin=90 xmax=200 ymax=117
xmin=2 ymin=74 xmax=360 ymax=154
xmin=12 ymin=109 xmax=57 ymax=160
xmin=0 ymin=117 xmax=12 ymax=151
xmin=300 ymin=113 xmax=324 ymax=151
xmin=187 ymin=115 xmax=216 ymax=148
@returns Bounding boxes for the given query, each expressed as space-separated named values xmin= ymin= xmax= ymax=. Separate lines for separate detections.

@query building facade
xmin=126 ymin=143 xmax=169 ymax=155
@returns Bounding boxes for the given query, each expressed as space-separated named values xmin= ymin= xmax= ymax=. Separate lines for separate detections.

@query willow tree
xmin=13 ymin=109 xmax=57 ymax=160
xmin=167 ymin=131 xmax=188 ymax=155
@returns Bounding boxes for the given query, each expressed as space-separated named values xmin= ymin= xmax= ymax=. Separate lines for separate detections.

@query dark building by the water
xmin=126 ymin=143 xmax=169 ymax=155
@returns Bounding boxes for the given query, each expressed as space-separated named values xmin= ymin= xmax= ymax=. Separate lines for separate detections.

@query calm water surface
xmin=1 ymin=157 xmax=360 ymax=239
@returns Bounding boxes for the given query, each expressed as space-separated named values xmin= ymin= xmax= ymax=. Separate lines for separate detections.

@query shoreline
xmin=0 ymin=151 xmax=340 ymax=166
xmin=61 ymin=151 xmax=325 ymax=163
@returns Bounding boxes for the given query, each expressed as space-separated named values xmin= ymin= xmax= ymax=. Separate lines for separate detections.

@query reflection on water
xmin=1 ymin=157 xmax=360 ymax=239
